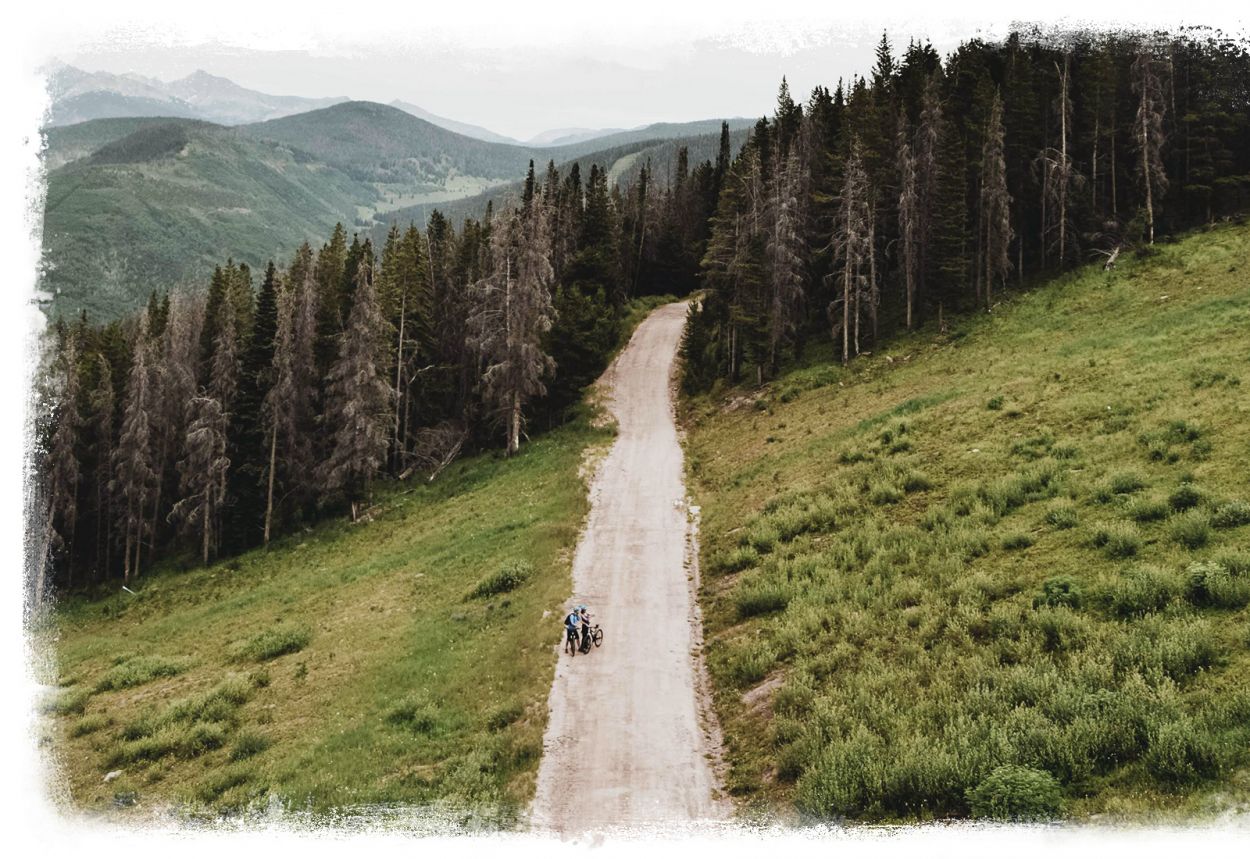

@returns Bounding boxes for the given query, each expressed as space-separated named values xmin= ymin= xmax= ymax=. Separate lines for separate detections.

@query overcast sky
xmin=29 ymin=1 xmax=1243 ymax=141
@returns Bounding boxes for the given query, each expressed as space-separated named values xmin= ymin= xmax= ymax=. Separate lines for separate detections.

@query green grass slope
xmin=40 ymin=121 xmax=376 ymax=321
xmin=685 ymin=223 xmax=1250 ymax=823
xmin=38 ymin=418 xmax=609 ymax=825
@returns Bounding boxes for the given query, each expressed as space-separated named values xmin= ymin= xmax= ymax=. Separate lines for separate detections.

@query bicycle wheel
xmin=592 ymin=627 xmax=604 ymax=647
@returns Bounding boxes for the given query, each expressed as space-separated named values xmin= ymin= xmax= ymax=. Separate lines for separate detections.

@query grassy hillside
xmin=685 ymin=223 xmax=1250 ymax=823
xmin=40 ymin=122 xmax=376 ymax=321
xmin=37 ymin=414 xmax=609 ymax=825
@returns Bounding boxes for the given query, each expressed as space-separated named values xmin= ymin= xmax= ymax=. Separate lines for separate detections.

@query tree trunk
xmin=263 ymin=424 xmax=277 ymax=547
xmin=393 ymin=293 xmax=406 ymax=472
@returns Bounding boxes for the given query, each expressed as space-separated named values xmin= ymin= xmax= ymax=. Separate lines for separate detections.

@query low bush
xmin=1145 ymin=719 xmax=1224 ymax=785
xmin=967 ymin=765 xmax=1064 ymax=822
xmin=177 ymin=722 xmax=229 ymax=758
xmin=1170 ymin=510 xmax=1212 ymax=549
xmin=1092 ymin=521 xmax=1141 ymax=559
xmin=70 ymin=713 xmax=110 ymax=737
xmin=1126 ymin=496 xmax=1170 ymax=523
xmin=1169 ymin=483 xmax=1203 ymax=512
xmin=234 ymin=625 xmax=311 ymax=662
xmin=735 ymin=579 xmax=791 ymax=619
xmin=387 ymin=697 xmax=442 ymax=734
xmin=43 ymin=687 xmax=90 ymax=716
xmin=1002 ymin=532 xmax=1034 ymax=551
xmin=1108 ymin=566 xmax=1178 ymax=617
xmin=94 ymin=656 xmax=186 ymax=692
xmin=485 ymin=701 xmax=524 ymax=732
xmin=468 ymin=560 xmax=533 ymax=599
xmin=1033 ymin=607 xmax=1091 ymax=653
xmin=1185 ymin=561 xmax=1250 ymax=609
xmin=1034 ymin=576 xmax=1083 ymax=610
xmin=1109 ymin=471 xmax=1148 ymax=495
xmin=1211 ymin=500 xmax=1250 ymax=529
xmin=1045 ymin=503 xmax=1079 ymax=530
xmin=715 ymin=545 xmax=760 ymax=574
xmin=229 ymin=731 xmax=272 ymax=761
xmin=723 ymin=639 xmax=773 ymax=688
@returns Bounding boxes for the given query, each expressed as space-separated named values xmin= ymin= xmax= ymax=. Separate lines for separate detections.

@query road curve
xmin=529 ymin=301 xmax=728 ymax=833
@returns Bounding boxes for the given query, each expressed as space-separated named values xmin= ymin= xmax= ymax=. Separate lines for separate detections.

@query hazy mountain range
xmin=38 ymin=67 xmax=757 ymax=320
xmin=45 ymin=63 xmax=724 ymax=149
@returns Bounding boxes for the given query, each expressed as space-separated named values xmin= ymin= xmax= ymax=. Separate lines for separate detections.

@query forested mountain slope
xmin=40 ymin=121 xmax=375 ymax=320
xmin=685 ymin=222 xmax=1250 ymax=821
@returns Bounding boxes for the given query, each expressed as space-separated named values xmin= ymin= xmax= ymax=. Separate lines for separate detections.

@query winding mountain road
xmin=530 ymin=301 xmax=729 ymax=833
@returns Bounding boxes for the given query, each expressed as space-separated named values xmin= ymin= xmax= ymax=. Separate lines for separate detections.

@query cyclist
xmin=578 ymin=606 xmax=593 ymax=653
xmin=564 ymin=605 xmax=583 ymax=653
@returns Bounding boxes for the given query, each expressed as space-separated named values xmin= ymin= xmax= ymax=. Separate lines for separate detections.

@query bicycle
xmin=578 ymin=624 xmax=604 ymax=653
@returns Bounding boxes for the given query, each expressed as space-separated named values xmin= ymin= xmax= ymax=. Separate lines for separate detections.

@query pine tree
xmin=980 ymin=90 xmax=1013 ymax=307
xmin=467 ymin=202 xmax=556 ymax=455
xmin=1133 ymin=47 xmax=1169 ymax=244
xmin=37 ymin=334 xmax=81 ymax=600
xmin=765 ymin=150 xmax=807 ymax=373
xmin=831 ymin=140 xmax=872 ymax=365
xmin=897 ymin=118 xmax=921 ymax=329
xmin=111 ymin=319 xmax=157 ymax=582
xmin=321 ymin=258 xmax=392 ymax=519
xmin=171 ymin=395 xmax=230 ymax=565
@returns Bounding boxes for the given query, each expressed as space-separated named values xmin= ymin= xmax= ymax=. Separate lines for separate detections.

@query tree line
xmin=31 ymin=27 xmax=1250 ymax=598
xmin=31 ymin=144 xmax=729 ymax=597
xmin=682 ymin=29 xmax=1250 ymax=389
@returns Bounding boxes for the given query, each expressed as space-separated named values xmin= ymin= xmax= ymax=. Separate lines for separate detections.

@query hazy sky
xmin=32 ymin=1 xmax=1242 ymax=140
xmin=58 ymin=26 xmax=975 ymax=140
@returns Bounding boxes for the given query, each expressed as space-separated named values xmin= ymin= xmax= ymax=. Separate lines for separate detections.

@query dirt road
xmin=530 ymin=301 xmax=728 ymax=833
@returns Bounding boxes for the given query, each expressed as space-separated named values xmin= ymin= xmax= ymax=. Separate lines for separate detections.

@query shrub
xmin=723 ymin=639 xmax=773 ymax=687
xmin=234 ymin=625 xmax=311 ymax=662
xmin=967 ymin=765 xmax=1064 ymax=822
xmin=735 ymin=580 xmax=791 ymax=619
xmin=166 ymin=675 xmax=253 ymax=724
xmin=230 ymin=731 xmax=272 ymax=761
xmin=468 ymin=560 xmax=533 ymax=599
xmin=715 ymin=545 xmax=759 ymax=574
xmin=867 ymin=477 xmax=904 ymax=506
xmin=1109 ymin=471 xmax=1148 ymax=495
xmin=1168 ymin=483 xmax=1203 ymax=511
xmin=387 ymin=697 xmax=441 ymax=734
xmin=1185 ymin=561 xmax=1250 ymax=609
xmin=1034 ymin=577 xmax=1083 ymax=610
xmin=1092 ymin=521 xmax=1141 ymax=559
xmin=43 ymin=687 xmax=90 ymax=716
xmin=1109 ymin=566 xmax=1178 ymax=617
xmin=177 ymin=722 xmax=228 ymax=758
xmin=1126 ymin=496 xmax=1170 ymax=523
xmin=1033 ymin=607 xmax=1090 ymax=653
xmin=1145 ymin=719 xmax=1223 ymax=785
xmin=743 ymin=520 xmax=781 ymax=553
xmin=901 ymin=470 xmax=932 ymax=493
xmin=109 ymin=727 xmax=181 ymax=766
xmin=1002 ymin=532 xmax=1034 ymax=551
xmin=485 ymin=701 xmax=524 ymax=732
xmin=1045 ymin=504 xmax=1079 ymax=530
xmin=70 ymin=713 xmax=110 ymax=737
xmin=94 ymin=656 xmax=186 ymax=692
xmin=987 ymin=395 xmax=1005 ymax=411
xmin=1211 ymin=500 xmax=1250 ymax=529
xmin=1170 ymin=510 xmax=1211 ymax=549
xmin=1214 ymin=551 xmax=1250 ymax=577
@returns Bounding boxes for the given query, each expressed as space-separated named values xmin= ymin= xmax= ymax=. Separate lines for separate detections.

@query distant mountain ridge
xmin=44 ymin=63 xmax=350 ymax=127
